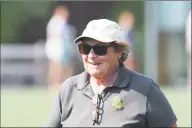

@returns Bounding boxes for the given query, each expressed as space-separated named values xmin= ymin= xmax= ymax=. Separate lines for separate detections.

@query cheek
xmin=106 ymin=50 xmax=119 ymax=64
xmin=106 ymin=57 xmax=118 ymax=66
xmin=82 ymin=55 xmax=91 ymax=70
xmin=99 ymin=56 xmax=116 ymax=71
xmin=82 ymin=55 xmax=88 ymax=62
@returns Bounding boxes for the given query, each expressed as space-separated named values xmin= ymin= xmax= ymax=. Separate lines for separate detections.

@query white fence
xmin=1 ymin=42 xmax=47 ymax=87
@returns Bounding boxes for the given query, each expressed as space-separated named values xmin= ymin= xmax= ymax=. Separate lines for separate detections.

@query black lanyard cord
xmin=93 ymin=94 xmax=102 ymax=125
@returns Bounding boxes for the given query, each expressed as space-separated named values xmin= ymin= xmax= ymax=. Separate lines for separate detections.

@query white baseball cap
xmin=74 ymin=19 xmax=128 ymax=46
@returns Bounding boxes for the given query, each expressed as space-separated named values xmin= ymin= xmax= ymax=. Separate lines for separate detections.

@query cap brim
xmin=74 ymin=35 xmax=128 ymax=46
xmin=74 ymin=36 xmax=93 ymax=43
xmin=74 ymin=35 xmax=114 ymax=44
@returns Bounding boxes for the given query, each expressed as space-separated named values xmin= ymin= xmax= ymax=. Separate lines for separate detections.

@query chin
xmin=84 ymin=63 xmax=109 ymax=77
xmin=88 ymin=69 xmax=105 ymax=77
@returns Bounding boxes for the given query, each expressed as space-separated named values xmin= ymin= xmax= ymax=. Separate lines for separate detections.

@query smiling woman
xmin=45 ymin=19 xmax=177 ymax=127
xmin=78 ymin=38 xmax=126 ymax=80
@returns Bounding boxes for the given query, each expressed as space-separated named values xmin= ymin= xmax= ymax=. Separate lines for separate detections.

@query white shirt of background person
xmin=45 ymin=15 xmax=66 ymax=62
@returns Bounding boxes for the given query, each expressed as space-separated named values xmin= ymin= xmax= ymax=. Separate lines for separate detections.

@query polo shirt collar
xmin=75 ymin=64 xmax=131 ymax=90
xmin=113 ymin=64 xmax=131 ymax=88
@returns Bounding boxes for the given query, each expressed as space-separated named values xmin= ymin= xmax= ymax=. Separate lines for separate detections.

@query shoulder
xmin=128 ymin=70 xmax=168 ymax=104
xmin=58 ymin=72 xmax=86 ymax=97
xmin=128 ymin=69 xmax=160 ymax=97
xmin=60 ymin=73 xmax=82 ymax=90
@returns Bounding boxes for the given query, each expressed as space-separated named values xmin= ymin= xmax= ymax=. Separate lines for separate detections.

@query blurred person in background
xmin=45 ymin=19 xmax=177 ymax=127
xmin=45 ymin=5 xmax=76 ymax=88
xmin=118 ymin=11 xmax=136 ymax=70
xmin=186 ymin=10 xmax=191 ymax=88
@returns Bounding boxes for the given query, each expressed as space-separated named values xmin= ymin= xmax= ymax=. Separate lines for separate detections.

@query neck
xmin=90 ymin=63 xmax=120 ymax=87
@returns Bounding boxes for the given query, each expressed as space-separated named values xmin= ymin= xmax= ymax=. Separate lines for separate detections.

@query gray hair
xmin=119 ymin=48 xmax=129 ymax=63
xmin=112 ymin=42 xmax=129 ymax=63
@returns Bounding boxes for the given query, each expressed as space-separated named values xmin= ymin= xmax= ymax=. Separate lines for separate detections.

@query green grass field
xmin=1 ymin=87 xmax=191 ymax=127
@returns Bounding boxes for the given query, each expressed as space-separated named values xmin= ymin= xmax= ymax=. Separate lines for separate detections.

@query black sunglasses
xmin=78 ymin=44 xmax=112 ymax=56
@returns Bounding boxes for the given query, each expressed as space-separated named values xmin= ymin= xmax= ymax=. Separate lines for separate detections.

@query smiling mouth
xmin=88 ymin=62 xmax=101 ymax=65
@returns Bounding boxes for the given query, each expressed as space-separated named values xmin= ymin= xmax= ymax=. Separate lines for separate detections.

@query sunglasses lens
xmin=93 ymin=46 xmax=108 ymax=56
xmin=78 ymin=44 xmax=108 ymax=56
xmin=78 ymin=44 xmax=91 ymax=55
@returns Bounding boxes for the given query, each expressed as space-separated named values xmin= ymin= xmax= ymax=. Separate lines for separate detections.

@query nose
xmin=88 ymin=49 xmax=96 ymax=58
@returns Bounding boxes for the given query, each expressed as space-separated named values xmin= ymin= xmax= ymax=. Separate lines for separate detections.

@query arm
xmin=172 ymin=123 xmax=177 ymax=128
xmin=44 ymin=91 xmax=62 ymax=127
xmin=44 ymin=77 xmax=76 ymax=127
xmin=146 ymin=83 xmax=177 ymax=127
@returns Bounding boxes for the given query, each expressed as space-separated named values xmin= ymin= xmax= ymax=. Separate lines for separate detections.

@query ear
xmin=118 ymin=51 xmax=123 ymax=57
xmin=117 ymin=52 xmax=122 ymax=60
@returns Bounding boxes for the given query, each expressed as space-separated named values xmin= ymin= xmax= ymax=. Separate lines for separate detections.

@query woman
xmin=45 ymin=19 xmax=177 ymax=127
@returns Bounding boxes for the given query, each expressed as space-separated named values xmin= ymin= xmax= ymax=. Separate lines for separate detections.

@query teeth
xmin=89 ymin=62 xmax=99 ymax=65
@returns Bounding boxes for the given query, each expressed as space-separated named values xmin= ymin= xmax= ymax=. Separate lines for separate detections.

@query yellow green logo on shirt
xmin=112 ymin=95 xmax=124 ymax=110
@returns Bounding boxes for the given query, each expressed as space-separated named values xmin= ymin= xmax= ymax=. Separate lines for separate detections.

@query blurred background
xmin=1 ymin=1 xmax=191 ymax=127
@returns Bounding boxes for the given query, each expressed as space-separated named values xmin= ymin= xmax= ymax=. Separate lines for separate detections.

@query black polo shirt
xmin=45 ymin=64 xmax=177 ymax=127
